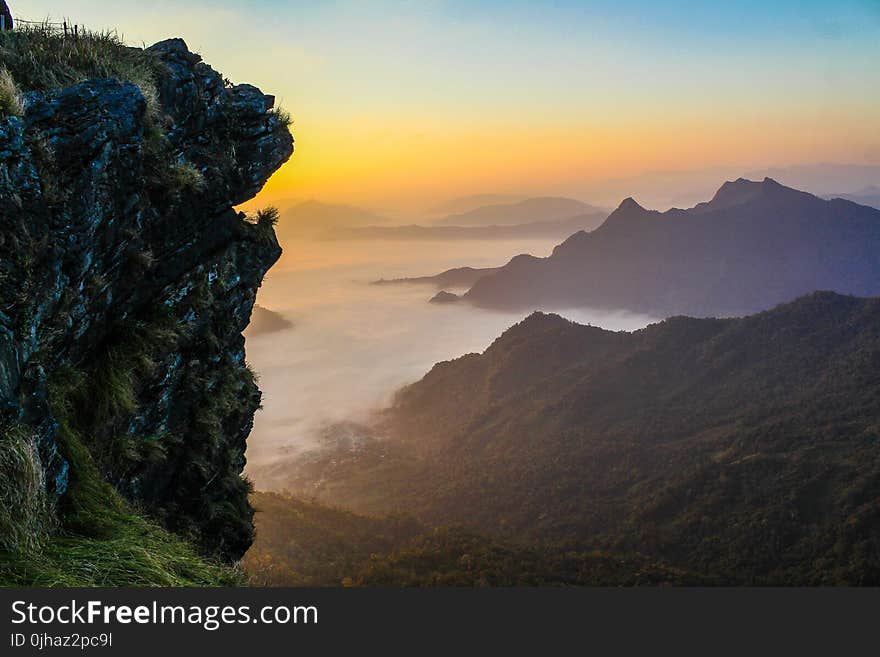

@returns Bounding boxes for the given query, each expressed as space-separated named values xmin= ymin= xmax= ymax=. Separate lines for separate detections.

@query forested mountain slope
xmin=284 ymin=293 xmax=880 ymax=584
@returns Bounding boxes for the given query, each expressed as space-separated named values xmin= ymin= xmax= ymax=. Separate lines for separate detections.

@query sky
xmin=17 ymin=0 xmax=880 ymax=213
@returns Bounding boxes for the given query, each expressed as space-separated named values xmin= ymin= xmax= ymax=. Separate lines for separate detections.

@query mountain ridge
xmin=463 ymin=178 xmax=880 ymax=317
xmin=433 ymin=196 xmax=603 ymax=227
xmin=324 ymin=210 xmax=608 ymax=241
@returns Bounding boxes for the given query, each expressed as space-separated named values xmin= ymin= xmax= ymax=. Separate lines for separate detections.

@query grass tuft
xmin=168 ymin=161 xmax=207 ymax=193
xmin=0 ymin=424 xmax=53 ymax=552
xmin=255 ymin=207 xmax=279 ymax=228
xmin=273 ymin=107 xmax=292 ymax=127
xmin=0 ymin=23 xmax=161 ymax=104
xmin=0 ymin=65 xmax=23 ymax=116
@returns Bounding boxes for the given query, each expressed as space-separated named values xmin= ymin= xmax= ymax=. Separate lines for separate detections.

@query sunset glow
xmin=19 ymin=0 xmax=880 ymax=210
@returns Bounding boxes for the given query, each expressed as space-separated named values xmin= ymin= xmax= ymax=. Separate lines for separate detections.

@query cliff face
xmin=0 ymin=38 xmax=292 ymax=562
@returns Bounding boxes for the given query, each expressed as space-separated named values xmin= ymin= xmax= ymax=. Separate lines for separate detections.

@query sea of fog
xmin=243 ymin=237 xmax=657 ymax=488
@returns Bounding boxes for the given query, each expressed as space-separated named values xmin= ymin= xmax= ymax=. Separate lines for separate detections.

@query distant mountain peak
xmin=696 ymin=176 xmax=805 ymax=213
xmin=618 ymin=197 xmax=646 ymax=212
xmin=591 ymin=196 xmax=652 ymax=233
xmin=710 ymin=177 xmax=766 ymax=206
xmin=549 ymin=196 xmax=649 ymax=245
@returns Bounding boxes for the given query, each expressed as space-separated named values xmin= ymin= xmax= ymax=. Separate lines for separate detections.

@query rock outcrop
xmin=0 ymin=39 xmax=293 ymax=561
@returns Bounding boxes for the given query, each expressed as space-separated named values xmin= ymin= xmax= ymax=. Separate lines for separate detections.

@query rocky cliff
xmin=0 ymin=34 xmax=292 ymax=575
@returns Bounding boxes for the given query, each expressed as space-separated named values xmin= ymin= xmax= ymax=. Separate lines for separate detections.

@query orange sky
xmin=255 ymin=106 xmax=877 ymax=213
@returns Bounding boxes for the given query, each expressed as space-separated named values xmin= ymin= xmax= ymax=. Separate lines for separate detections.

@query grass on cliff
xmin=57 ymin=313 xmax=186 ymax=474
xmin=0 ymin=424 xmax=241 ymax=587
xmin=0 ymin=363 xmax=241 ymax=587
xmin=0 ymin=23 xmax=160 ymax=100
xmin=0 ymin=424 xmax=53 ymax=554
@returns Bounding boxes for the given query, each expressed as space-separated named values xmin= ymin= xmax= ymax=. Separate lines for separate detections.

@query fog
xmin=244 ymin=237 xmax=657 ymax=489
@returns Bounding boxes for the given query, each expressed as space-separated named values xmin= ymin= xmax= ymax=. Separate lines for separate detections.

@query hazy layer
xmin=244 ymin=238 xmax=657 ymax=484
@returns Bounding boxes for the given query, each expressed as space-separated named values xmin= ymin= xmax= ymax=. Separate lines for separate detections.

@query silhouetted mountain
xmin=282 ymin=292 xmax=880 ymax=584
xmin=328 ymin=211 xmax=607 ymax=241
xmin=433 ymin=197 xmax=602 ymax=226
xmin=373 ymin=266 xmax=498 ymax=289
xmin=428 ymin=193 xmax=527 ymax=216
xmin=463 ymin=178 xmax=880 ymax=317
xmin=562 ymin=163 xmax=880 ymax=211
xmin=825 ymin=186 xmax=880 ymax=210
xmin=245 ymin=305 xmax=293 ymax=337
